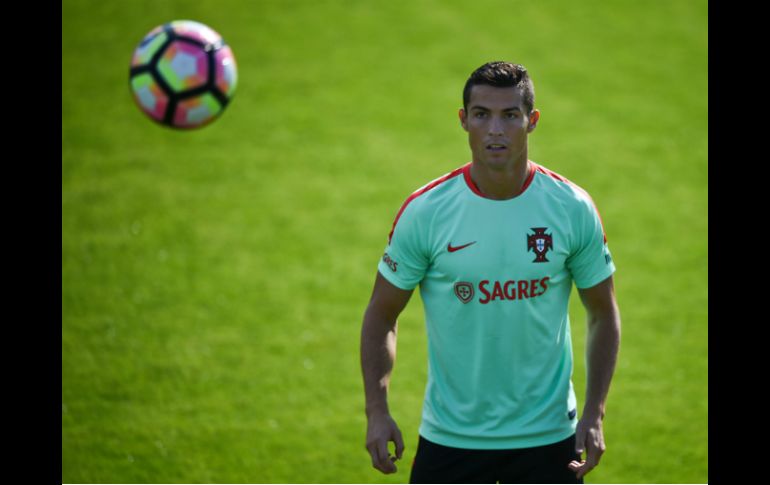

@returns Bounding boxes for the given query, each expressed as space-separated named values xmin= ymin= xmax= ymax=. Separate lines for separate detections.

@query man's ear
xmin=527 ymin=109 xmax=540 ymax=133
xmin=459 ymin=108 xmax=468 ymax=131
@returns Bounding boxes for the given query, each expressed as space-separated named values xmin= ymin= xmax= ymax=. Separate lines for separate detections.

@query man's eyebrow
xmin=469 ymin=105 xmax=522 ymax=112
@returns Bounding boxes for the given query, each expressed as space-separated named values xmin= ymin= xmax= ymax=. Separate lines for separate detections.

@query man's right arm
xmin=360 ymin=271 xmax=414 ymax=475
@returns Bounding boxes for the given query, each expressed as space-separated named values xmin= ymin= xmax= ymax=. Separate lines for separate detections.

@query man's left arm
xmin=568 ymin=275 xmax=621 ymax=480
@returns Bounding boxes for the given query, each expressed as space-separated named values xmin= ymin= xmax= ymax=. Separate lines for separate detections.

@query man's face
xmin=459 ymin=84 xmax=540 ymax=168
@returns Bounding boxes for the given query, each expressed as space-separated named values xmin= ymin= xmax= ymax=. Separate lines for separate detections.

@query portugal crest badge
xmin=453 ymin=281 xmax=475 ymax=304
xmin=527 ymin=227 xmax=553 ymax=263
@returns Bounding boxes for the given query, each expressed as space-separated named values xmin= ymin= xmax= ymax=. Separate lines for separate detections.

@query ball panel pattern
xmin=169 ymin=20 xmax=222 ymax=46
xmin=158 ymin=41 xmax=209 ymax=92
xmin=214 ymin=46 xmax=238 ymax=97
xmin=131 ymin=31 xmax=168 ymax=68
xmin=130 ymin=73 xmax=169 ymax=121
xmin=174 ymin=93 xmax=222 ymax=128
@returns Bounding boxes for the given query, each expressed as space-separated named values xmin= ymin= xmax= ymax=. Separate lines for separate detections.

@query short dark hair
xmin=462 ymin=61 xmax=535 ymax=113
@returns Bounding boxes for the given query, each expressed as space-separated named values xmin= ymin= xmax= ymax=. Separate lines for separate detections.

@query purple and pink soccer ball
xmin=129 ymin=20 xmax=238 ymax=129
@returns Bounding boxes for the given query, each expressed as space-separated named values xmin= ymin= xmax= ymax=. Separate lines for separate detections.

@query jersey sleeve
xmin=377 ymin=199 xmax=430 ymax=290
xmin=566 ymin=195 xmax=616 ymax=289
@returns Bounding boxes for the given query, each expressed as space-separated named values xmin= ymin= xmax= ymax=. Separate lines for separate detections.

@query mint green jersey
xmin=377 ymin=161 xmax=615 ymax=450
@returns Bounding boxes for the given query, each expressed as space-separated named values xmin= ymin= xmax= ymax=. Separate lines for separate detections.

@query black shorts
xmin=409 ymin=434 xmax=584 ymax=484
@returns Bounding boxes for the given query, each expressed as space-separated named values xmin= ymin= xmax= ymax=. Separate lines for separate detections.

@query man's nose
xmin=488 ymin=116 xmax=504 ymax=135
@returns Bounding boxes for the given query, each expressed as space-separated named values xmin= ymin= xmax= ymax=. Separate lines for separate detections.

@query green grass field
xmin=62 ymin=0 xmax=708 ymax=482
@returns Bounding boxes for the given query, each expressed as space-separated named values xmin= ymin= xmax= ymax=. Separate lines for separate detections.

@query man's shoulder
xmin=387 ymin=164 xmax=467 ymax=243
xmin=531 ymin=161 xmax=596 ymax=208
xmin=398 ymin=164 xmax=468 ymax=211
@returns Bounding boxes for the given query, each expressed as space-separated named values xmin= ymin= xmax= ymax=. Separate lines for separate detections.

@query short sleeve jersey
xmin=377 ymin=161 xmax=615 ymax=450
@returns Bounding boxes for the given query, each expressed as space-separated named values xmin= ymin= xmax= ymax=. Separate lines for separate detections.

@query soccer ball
xmin=129 ymin=20 xmax=238 ymax=129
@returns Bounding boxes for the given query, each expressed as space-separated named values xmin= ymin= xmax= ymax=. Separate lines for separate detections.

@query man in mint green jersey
xmin=360 ymin=61 xmax=621 ymax=484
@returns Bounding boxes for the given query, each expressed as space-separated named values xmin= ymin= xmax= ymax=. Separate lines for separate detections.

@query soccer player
xmin=360 ymin=61 xmax=621 ymax=483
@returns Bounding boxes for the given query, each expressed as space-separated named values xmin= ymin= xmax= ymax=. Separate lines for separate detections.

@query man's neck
xmin=469 ymin=157 xmax=531 ymax=200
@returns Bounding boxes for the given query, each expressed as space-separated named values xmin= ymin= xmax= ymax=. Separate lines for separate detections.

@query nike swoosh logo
xmin=447 ymin=241 xmax=477 ymax=253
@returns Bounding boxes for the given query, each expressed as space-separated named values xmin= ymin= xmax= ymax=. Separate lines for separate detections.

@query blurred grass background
xmin=62 ymin=0 xmax=707 ymax=482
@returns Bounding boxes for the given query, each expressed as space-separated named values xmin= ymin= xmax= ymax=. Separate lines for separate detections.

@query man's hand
xmin=570 ymin=276 xmax=619 ymax=480
xmin=568 ymin=414 xmax=606 ymax=479
xmin=365 ymin=412 xmax=405 ymax=474
xmin=361 ymin=272 xmax=412 ymax=474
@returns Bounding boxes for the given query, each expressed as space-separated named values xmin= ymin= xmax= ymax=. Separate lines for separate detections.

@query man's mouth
xmin=486 ymin=143 xmax=507 ymax=151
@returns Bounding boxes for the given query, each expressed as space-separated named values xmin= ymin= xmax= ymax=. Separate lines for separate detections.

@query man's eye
xmin=505 ymin=112 xmax=519 ymax=119
xmin=474 ymin=112 xmax=487 ymax=118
